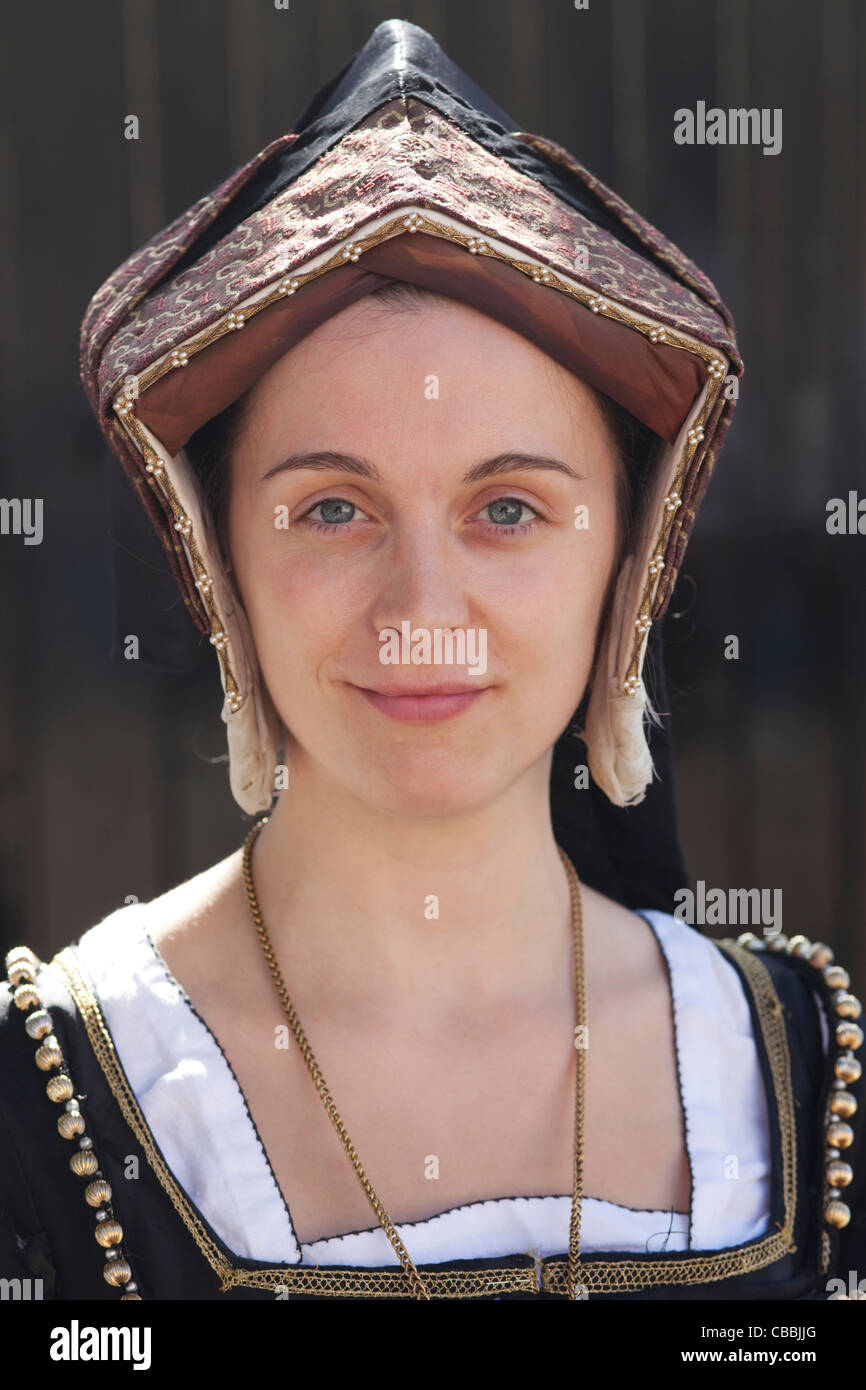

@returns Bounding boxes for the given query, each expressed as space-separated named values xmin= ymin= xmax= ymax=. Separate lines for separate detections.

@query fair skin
xmin=148 ymin=298 xmax=690 ymax=1244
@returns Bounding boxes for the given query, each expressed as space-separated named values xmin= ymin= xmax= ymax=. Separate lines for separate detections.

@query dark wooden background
xmin=0 ymin=0 xmax=863 ymax=987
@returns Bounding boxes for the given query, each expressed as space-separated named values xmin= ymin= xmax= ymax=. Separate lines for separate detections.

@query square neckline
xmin=129 ymin=905 xmax=693 ymax=1254
xmin=53 ymin=911 xmax=793 ymax=1291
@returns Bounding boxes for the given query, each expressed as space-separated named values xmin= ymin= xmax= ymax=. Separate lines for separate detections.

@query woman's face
xmin=227 ymin=296 xmax=620 ymax=819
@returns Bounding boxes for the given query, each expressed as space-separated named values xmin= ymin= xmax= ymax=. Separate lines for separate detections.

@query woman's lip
xmin=362 ymin=681 xmax=485 ymax=696
xmin=351 ymin=683 xmax=491 ymax=722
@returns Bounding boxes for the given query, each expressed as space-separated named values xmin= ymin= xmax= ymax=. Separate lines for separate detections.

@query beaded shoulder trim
xmin=726 ymin=932 xmax=864 ymax=1299
xmin=2 ymin=945 xmax=142 ymax=1300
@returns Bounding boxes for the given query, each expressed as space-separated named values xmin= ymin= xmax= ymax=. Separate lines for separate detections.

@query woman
xmin=1 ymin=19 xmax=862 ymax=1301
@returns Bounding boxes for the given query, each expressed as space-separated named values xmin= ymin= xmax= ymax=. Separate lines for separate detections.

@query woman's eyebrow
xmin=463 ymin=453 xmax=584 ymax=484
xmin=259 ymin=450 xmax=584 ymax=483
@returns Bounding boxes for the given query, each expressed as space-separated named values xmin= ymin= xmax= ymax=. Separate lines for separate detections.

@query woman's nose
xmin=370 ymin=526 xmax=474 ymax=638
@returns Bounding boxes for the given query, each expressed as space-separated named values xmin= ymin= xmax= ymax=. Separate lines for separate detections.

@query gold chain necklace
xmin=241 ymin=816 xmax=587 ymax=1300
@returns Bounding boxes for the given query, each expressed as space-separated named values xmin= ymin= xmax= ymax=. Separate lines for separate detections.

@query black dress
xmin=1 ymin=927 xmax=862 ymax=1301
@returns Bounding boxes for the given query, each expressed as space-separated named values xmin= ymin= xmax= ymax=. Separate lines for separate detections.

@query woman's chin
xmin=355 ymin=764 xmax=510 ymax=823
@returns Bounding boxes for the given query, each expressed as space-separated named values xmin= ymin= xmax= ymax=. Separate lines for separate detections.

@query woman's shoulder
xmin=0 ymin=854 xmax=237 ymax=1076
xmin=599 ymin=900 xmax=800 ymax=1057
xmin=705 ymin=928 xmax=860 ymax=1067
xmin=5 ymin=846 xmax=242 ymax=1004
xmin=632 ymin=913 xmax=860 ymax=1088
xmin=631 ymin=910 xmax=856 ymax=1045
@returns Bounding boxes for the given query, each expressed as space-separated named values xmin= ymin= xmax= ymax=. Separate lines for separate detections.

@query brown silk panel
xmin=137 ymin=234 xmax=705 ymax=452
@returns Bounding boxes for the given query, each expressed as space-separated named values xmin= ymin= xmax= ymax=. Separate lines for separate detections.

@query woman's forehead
xmin=239 ymin=298 xmax=606 ymax=434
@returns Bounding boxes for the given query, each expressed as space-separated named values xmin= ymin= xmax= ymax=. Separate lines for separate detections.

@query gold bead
xmin=824 ymin=1199 xmax=851 ymax=1229
xmin=34 ymin=1037 xmax=63 ymax=1071
xmin=824 ymin=965 xmax=850 ymax=991
xmin=6 ymin=952 xmax=38 ymax=986
xmin=787 ymin=935 xmax=812 ymax=958
xmin=809 ymin=943 xmax=834 ymax=969
xmin=24 ymin=1009 xmax=53 ymax=1040
xmin=85 ymin=1179 xmax=112 ymax=1208
xmin=95 ymin=1221 xmax=124 ymax=1249
xmin=57 ymin=1112 xmax=86 ymax=1140
xmin=103 ymin=1259 xmax=132 ymax=1288
xmin=14 ymin=983 xmax=41 ymax=1011
xmin=5 ymin=945 xmax=38 ymax=970
xmin=835 ymin=1054 xmax=862 ymax=1085
xmin=827 ymin=1121 xmax=855 ymax=1150
xmin=835 ymin=992 xmax=862 ymax=1021
xmin=836 ymin=1021 xmax=864 ymax=1051
xmin=46 ymin=1074 xmax=73 ymax=1103
xmin=826 ymin=1160 xmax=854 ymax=1188
xmin=8 ymin=964 xmax=36 ymax=987
xmin=121 ymin=1292 xmax=142 ymax=1300
xmin=69 ymin=1150 xmax=99 ymax=1177
xmin=829 ymin=1090 xmax=858 ymax=1119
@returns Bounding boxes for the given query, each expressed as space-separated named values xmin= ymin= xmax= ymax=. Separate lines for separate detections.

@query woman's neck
xmin=249 ymin=749 xmax=574 ymax=1013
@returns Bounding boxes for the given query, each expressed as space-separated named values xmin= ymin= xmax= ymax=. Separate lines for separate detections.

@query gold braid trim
xmin=222 ymin=1263 xmax=539 ymax=1298
xmin=714 ymin=941 xmax=798 ymax=1246
xmin=46 ymin=936 xmax=799 ymax=1297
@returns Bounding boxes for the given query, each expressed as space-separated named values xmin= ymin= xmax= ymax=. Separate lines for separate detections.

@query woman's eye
xmin=475 ymin=497 xmax=541 ymax=534
xmin=300 ymin=498 xmax=372 ymax=532
xmin=298 ymin=494 xmax=542 ymax=537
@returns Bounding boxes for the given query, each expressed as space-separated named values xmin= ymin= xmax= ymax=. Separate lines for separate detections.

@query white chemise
xmin=68 ymin=904 xmax=781 ymax=1268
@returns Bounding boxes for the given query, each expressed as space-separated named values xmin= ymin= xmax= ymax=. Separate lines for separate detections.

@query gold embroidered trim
xmin=216 ymin=1263 xmax=540 ymax=1298
xmin=111 ymin=210 xmax=729 ymax=708
xmin=48 ymin=936 xmax=797 ymax=1297
xmin=716 ymin=940 xmax=798 ymax=1237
